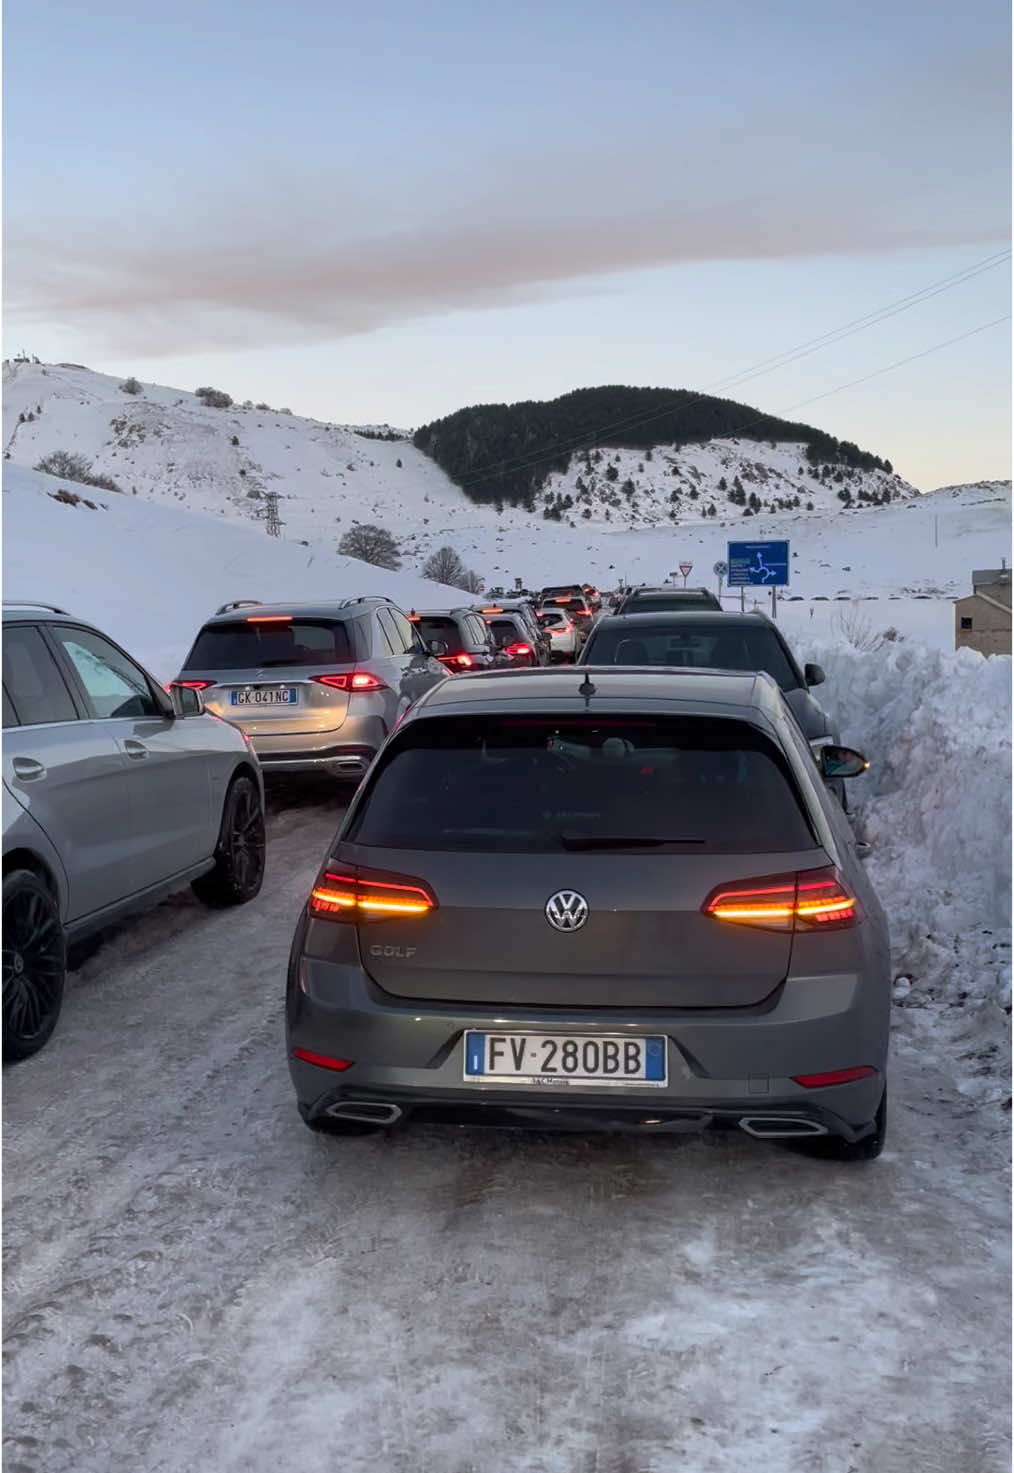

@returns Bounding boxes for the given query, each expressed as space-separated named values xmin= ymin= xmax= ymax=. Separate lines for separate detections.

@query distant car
xmin=536 ymin=607 xmax=580 ymax=661
xmin=540 ymin=584 xmax=587 ymax=603
xmin=613 ymin=586 xmax=723 ymax=614
xmin=3 ymin=602 xmax=266 ymax=1060
xmin=578 ymin=610 xmax=845 ymax=801
xmin=174 ymin=597 xmax=447 ymax=782
xmin=482 ymin=611 xmax=538 ymax=667
xmin=407 ymin=609 xmax=503 ymax=673
xmin=475 ymin=600 xmax=551 ymax=665
xmin=539 ymin=594 xmax=596 ymax=635
xmin=286 ymin=665 xmax=889 ymax=1159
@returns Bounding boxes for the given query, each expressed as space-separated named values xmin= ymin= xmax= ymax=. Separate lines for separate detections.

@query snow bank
xmin=801 ymin=638 xmax=1012 ymax=1095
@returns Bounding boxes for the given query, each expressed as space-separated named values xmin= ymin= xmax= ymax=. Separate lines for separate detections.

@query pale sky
xmin=4 ymin=0 xmax=1010 ymax=490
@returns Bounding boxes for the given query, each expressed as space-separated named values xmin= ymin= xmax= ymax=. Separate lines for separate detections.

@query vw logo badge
xmin=545 ymin=890 xmax=589 ymax=932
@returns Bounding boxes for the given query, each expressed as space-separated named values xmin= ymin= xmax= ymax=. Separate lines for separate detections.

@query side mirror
xmin=804 ymin=662 xmax=826 ymax=687
xmin=170 ymin=684 xmax=204 ymax=718
xmin=427 ymin=639 xmax=448 ymax=657
xmin=818 ymin=745 xmax=869 ymax=779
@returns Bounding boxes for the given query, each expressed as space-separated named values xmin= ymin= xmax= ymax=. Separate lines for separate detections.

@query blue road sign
xmin=727 ymin=540 xmax=790 ymax=587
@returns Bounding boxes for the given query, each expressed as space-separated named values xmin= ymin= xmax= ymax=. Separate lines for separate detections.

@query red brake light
xmin=439 ymin=652 xmax=473 ymax=670
xmin=702 ymin=867 xmax=858 ymax=932
xmin=291 ymin=1048 xmax=353 ymax=1072
xmin=309 ymin=672 xmax=387 ymax=692
xmin=171 ymin=679 xmax=216 ymax=691
xmin=247 ymin=614 xmax=292 ymax=622
xmin=793 ymin=1066 xmax=876 ymax=1088
xmin=506 ymin=642 xmax=531 ymax=658
xmin=309 ymin=865 xmax=436 ymax=922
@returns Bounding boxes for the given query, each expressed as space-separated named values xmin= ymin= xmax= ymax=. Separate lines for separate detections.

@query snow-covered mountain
xmin=3 ymin=359 xmax=1009 ymax=643
xmin=4 ymin=359 xmax=918 ymax=566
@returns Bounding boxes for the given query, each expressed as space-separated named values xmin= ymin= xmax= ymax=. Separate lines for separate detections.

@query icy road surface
xmin=4 ymin=793 xmax=1009 ymax=1473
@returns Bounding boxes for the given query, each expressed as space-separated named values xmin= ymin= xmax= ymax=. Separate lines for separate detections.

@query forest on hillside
xmin=413 ymin=385 xmax=892 ymax=508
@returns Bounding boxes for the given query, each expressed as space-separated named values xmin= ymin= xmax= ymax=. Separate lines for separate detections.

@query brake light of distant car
xmin=247 ymin=615 xmax=293 ymax=622
xmin=702 ymin=866 xmax=858 ymax=932
xmin=309 ymin=865 xmax=437 ymax=922
xmin=309 ymin=672 xmax=388 ymax=692
xmin=505 ymin=643 xmax=531 ymax=658
xmin=170 ymin=679 xmax=217 ymax=691
xmin=438 ymin=652 xmax=473 ymax=670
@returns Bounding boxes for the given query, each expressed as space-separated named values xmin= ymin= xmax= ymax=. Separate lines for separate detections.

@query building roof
xmin=972 ymin=569 xmax=1011 ymax=587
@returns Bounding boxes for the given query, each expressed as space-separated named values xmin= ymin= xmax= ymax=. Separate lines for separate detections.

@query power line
xmin=444 ymin=248 xmax=1011 ymax=491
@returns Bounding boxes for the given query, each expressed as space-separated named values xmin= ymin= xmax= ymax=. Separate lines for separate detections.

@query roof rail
xmin=2 ymin=600 xmax=70 ymax=614
xmin=215 ymin=599 xmax=264 ymax=615
xmin=336 ymin=594 xmax=398 ymax=609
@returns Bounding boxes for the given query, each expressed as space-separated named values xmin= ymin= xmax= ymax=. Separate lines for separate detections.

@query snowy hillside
xmin=3 ymin=359 xmax=917 ymax=564
xmin=3 ymin=359 xmax=1009 ymax=651
xmin=1 ymin=464 xmax=465 ymax=682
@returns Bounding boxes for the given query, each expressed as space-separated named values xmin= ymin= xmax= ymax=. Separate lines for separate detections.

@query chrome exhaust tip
xmin=739 ymin=1116 xmax=828 ymax=1139
xmin=324 ymin=1101 xmax=402 ymax=1125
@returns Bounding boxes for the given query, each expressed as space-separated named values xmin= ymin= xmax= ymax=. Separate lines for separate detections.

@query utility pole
xmin=263 ymin=491 xmax=283 ymax=538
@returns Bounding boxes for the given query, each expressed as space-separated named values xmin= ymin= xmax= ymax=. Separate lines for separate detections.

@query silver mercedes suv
xmin=286 ymin=666 xmax=890 ymax=1160
xmin=3 ymin=603 xmax=265 ymax=1060
xmin=174 ymin=597 xmax=448 ymax=780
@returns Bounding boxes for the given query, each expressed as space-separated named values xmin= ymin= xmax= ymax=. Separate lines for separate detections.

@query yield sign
xmin=679 ymin=561 xmax=693 ymax=576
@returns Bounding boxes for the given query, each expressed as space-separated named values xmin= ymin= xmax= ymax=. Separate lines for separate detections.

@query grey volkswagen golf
xmin=286 ymin=667 xmax=890 ymax=1159
xmin=3 ymin=604 xmax=265 ymax=1060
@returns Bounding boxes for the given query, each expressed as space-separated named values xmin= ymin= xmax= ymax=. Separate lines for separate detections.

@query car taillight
xmin=309 ymin=672 xmax=388 ymax=692
xmin=702 ymin=866 xmax=858 ymax=932
xmin=171 ymin=679 xmax=216 ymax=692
xmin=291 ymin=1048 xmax=353 ymax=1072
xmin=438 ymin=653 xmax=473 ymax=670
xmin=309 ymin=864 xmax=437 ymax=922
xmin=506 ymin=643 xmax=531 ymax=658
xmin=793 ymin=1066 xmax=876 ymax=1088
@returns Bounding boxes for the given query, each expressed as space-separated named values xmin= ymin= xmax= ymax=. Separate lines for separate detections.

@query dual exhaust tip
xmin=324 ymin=1101 xmax=827 ymax=1138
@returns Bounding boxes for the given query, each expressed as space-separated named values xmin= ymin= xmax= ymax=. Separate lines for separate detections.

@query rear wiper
xmin=558 ymin=831 xmax=705 ymax=850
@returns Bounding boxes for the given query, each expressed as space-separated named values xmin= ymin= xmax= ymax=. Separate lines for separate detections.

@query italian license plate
xmin=463 ymin=1032 xmax=667 ymax=1087
xmin=230 ymin=687 xmax=298 ymax=706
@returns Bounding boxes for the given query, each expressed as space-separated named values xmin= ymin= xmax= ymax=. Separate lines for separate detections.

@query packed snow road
xmin=3 ymin=790 xmax=1009 ymax=1473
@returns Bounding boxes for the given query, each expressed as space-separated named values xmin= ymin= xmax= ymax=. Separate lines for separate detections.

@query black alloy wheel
xmin=3 ymin=870 xmax=66 ymax=1061
xmin=192 ymin=776 xmax=266 ymax=907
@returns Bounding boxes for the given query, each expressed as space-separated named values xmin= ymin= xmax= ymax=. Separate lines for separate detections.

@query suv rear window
xmin=584 ymin=623 xmax=800 ymax=690
xmin=184 ymin=619 xmax=353 ymax=670
xmin=415 ymin=616 xmax=464 ymax=651
xmin=621 ymin=594 xmax=718 ymax=613
xmin=348 ymin=715 xmax=815 ymax=853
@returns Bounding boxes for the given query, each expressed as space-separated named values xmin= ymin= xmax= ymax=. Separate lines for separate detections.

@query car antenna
xmin=578 ymin=673 xmax=596 ymax=704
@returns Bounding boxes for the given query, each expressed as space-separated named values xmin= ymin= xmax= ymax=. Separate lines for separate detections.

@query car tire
xmin=192 ymin=775 xmax=266 ymax=908
xmin=806 ymin=1088 xmax=887 ymax=1162
xmin=3 ymin=869 xmax=66 ymax=1062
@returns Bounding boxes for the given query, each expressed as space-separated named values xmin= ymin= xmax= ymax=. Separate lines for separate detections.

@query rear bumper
xmin=286 ymin=950 xmax=889 ymax=1138
xmin=248 ymin=712 xmax=387 ymax=775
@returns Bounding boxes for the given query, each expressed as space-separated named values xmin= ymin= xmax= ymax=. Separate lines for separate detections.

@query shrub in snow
xmin=195 ymin=386 xmax=233 ymax=409
xmin=338 ymin=523 xmax=401 ymax=570
xmin=35 ymin=449 xmax=93 ymax=482
xmin=120 ymin=376 xmax=142 ymax=395
xmin=832 ymin=601 xmax=884 ymax=652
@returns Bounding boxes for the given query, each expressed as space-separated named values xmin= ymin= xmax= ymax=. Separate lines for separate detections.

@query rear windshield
xmin=347 ymin=715 xmax=815 ymax=853
xmin=538 ymin=611 xmax=567 ymax=626
xmin=414 ymin=616 xmax=464 ymax=651
xmin=622 ymin=594 xmax=717 ymax=613
xmin=488 ymin=618 xmax=522 ymax=640
xmin=584 ymin=623 xmax=800 ymax=691
xmin=185 ymin=619 xmax=353 ymax=670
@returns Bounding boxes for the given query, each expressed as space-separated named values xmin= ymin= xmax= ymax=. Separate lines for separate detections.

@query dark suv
xmin=614 ymin=586 xmax=723 ymax=614
xmin=407 ymin=609 xmax=503 ymax=673
xmin=475 ymin=602 xmax=551 ymax=665
xmin=482 ymin=612 xmax=538 ymax=666
xmin=175 ymin=597 xmax=447 ymax=781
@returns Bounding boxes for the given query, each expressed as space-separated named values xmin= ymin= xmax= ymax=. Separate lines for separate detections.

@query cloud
xmin=6 ymin=55 xmax=1008 ymax=357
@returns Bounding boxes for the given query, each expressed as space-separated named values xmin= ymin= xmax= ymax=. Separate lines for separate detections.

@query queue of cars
xmin=3 ymin=575 xmax=887 ymax=1161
